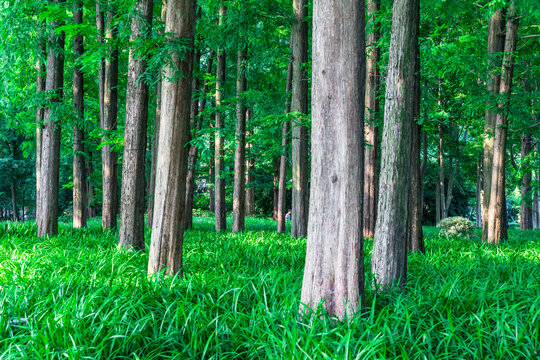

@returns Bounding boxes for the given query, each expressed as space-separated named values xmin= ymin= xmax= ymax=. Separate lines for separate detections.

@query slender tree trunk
xmin=214 ymin=2 xmax=227 ymax=231
xmin=519 ymin=134 xmax=533 ymax=230
xmin=208 ymin=109 xmax=215 ymax=213
xmin=487 ymin=3 xmax=518 ymax=244
xmin=73 ymin=0 xmax=86 ymax=229
xmin=119 ymin=0 xmax=153 ymax=250
xmin=277 ymin=50 xmax=293 ymax=233
xmin=36 ymin=31 xmax=46 ymax=213
xmin=101 ymin=4 xmax=119 ymax=231
xmin=232 ymin=47 xmax=248 ymax=232
xmin=38 ymin=1 xmax=65 ymax=237
xmin=300 ymin=0 xmax=365 ymax=320
xmin=245 ymin=113 xmax=255 ymax=216
xmin=185 ymin=54 xmax=214 ymax=230
xmin=11 ymin=179 xmax=18 ymax=222
xmin=437 ymin=84 xmax=446 ymax=221
xmin=272 ymin=157 xmax=279 ymax=221
xmin=363 ymin=0 xmax=380 ymax=239
xmin=290 ymin=0 xmax=309 ymax=239
xmin=534 ymin=161 xmax=540 ymax=230
xmin=147 ymin=0 xmax=196 ymax=276
xmin=435 ymin=176 xmax=441 ymax=224
xmin=408 ymin=3 xmax=424 ymax=253
xmin=147 ymin=1 xmax=166 ymax=227
xmin=482 ymin=7 xmax=506 ymax=241
xmin=371 ymin=0 xmax=418 ymax=290
xmin=476 ymin=160 xmax=482 ymax=228
xmin=86 ymin=150 xmax=96 ymax=218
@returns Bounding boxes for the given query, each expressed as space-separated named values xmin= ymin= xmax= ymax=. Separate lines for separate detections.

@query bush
xmin=437 ymin=216 xmax=475 ymax=239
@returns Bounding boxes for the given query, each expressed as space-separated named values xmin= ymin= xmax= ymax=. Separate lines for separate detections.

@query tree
xmin=371 ymin=0 xmax=419 ymax=289
xmin=37 ymin=0 xmax=66 ymax=237
xmin=72 ymin=0 xmax=86 ymax=229
xmin=487 ymin=3 xmax=519 ymax=244
xmin=300 ymin=0 xmax=365 ymax=320
xmin=290 ymin=0 xmax=309 ymax=239
xmin=147 ymin=0 xmax=196 ymax=275
xmin=119 ymin=0 xmax=154 ymax=250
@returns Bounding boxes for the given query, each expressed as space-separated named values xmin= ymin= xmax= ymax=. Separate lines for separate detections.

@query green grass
xmin=0 ymin=218 xmax=539 ymax=359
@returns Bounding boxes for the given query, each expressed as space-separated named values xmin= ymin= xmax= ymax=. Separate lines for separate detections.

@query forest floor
xmin=0 ymin=217 xmax=539 ymax=359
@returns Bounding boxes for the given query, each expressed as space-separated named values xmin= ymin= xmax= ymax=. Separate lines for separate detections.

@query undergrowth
xmin=0 ymin=218 xmax=538 ymax=359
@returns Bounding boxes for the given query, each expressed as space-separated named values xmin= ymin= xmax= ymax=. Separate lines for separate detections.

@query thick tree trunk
xmin=245 ymin=115 xmax=255 ymax=216
xmin=119 ymin=0 xmax=153 ymax=250
xmin=101 ymin=5 xmax=119 ymax=231
xmin=147 ymin=1 xmax=166 ymax=228
xmin=185 ymin=54 xmax=214 ymax=230
xmin=363 ymin=0 xmax=380 ymax=239
xmin=36 ymin=31 xmax=46 ymax=212
xmin=38 ymin=2 xmax=65 ymax=237
xmin=147 ymin=0 xmax=196 ymax=276
xmin=73 ymin=0 xmax=86 ymax=229
xmin=214 ymin=2 xmax=227 ymax=231
xmin=300 ymin=0 xmax=365 ymax=320
xmin=371 ymin=0 xmax=418 ymax=290
xmin=277 ymin=51 xmax=293 ymax=233
xmin=408 ymin=5 xmax=424 ymax=253
xmin=482 ymin=7 xmax=506 ymax=241
xmin=232 ymin=47 xmax=248 ymax=232
xmin=86 ymin=150 xmax=96 ymax=218
xmin=487 ymin=3 xmax=518 ymax=244
xmin=290 ymin=0 xmax=309 ymax=239
xmin=520 ymin=139 xmax=533 ymax=230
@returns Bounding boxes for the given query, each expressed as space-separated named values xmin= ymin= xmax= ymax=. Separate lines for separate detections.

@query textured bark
xmin=185 ymin=54 xmax=213 ymax=230
xmin=35 ymin=32 xmax=46 ymax=211
xmin=277 ymin=51 xmax=293 ymax=233
xmin=363 ymin=0 xmax=380 ymax=239
xmin=147 ymin=1 xmax=166 ymax=228
xmin=245 ymin=113 xmax=255 ymax=216
xmin=407 ymin=4 xmax=424 ymax=254
xmin=482 ymin=8 xmax=506 ymax=241
xmin=101 ymin=4 xmax=119 ymax=231
xmin=232 ymin=47 xmax=248 ymax=232
xmin=371 ymin=0 xmax=418 ymax=290
xmin=119 ymin=0 xmax=153 ymax=250
xmin=487 ymin=3 xmax=518 ymax=244
xmin=86 ymin=150 xmax=96 ymax=218
xmin=290 ymin=0 xmax=309 ymax=239
xmin=38 ymin=1 xmax=65 ymax=236
xmin=73 ymin=0 xmax=86 ymax=229
xmin=147 ymin=0 xmax=196 ymax=276
xmin=214 ymin=2 xmax=227 ymax=231
xmin=300 ymin=0 xmax=365 ymax=320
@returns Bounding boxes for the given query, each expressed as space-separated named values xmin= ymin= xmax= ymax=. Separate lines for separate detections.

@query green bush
xmin=437 ymin=216 xmax=476 ymax=238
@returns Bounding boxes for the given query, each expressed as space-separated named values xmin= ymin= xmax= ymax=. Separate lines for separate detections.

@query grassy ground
xmin=0 ymin=217 xmax=538 ymax=359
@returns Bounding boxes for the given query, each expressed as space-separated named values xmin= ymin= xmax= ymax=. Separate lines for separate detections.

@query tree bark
xmin=73 ymin=0 xmax=86 ymax=229
xmin=86 ymin=150 xmax=96 ymax=218
xmin=208 ymin=107 xmax=215 ymax=213
xmin=300 ymin=0 xmax=365 ymax=320
xmin=38 ymin=0 xmax=65 ymax=237
xmin=519 ymin=134 xmax=532 ymax=230
xmin=147 ymin=0 xmax=166 ymax=228
xmin=277 ymin=50 xmax=293 ymax=233
xmin=36 ymin=29 xmax=46 ymax=214
xmin=214 ymin=2 xmax=227 ymax=231
xmin=371 ymin=0 xmax=418 ymax=290
xmin=101 ymin=3 xmax=119 ymax=231
xmin=290 ymin=0 xmax=309 ymax=239
xmin=119 ymin=0 xmax=153 ymax=250
xmin=147 ymin=0 xmax=196 ymax=276
xmin=232 ymin=47 xmax=248 ymax=232
xmin=482 ymin=7 xmax=506 ymax=241
xmin=476 ymin=160 xmax=482 ymax=228
xmin=272 ymin=157 xmax=279 ymax=221
xmin=437 ymin=81 xmax=446 ymax=222
xmin=245 ymin=114 xmax=255 ymax=216
xmin=363 ymin=0 xmax=380 ymax=239
xmin=487 ymin=3 xmax=518 ymax=244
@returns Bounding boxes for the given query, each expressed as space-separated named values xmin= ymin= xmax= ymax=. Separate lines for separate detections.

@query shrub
xmin=437 ymin=216 xmax=475 ymax=238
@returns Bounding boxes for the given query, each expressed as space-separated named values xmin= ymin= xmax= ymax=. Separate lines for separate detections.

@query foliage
xmin=437 ymin=216 xmax=476 ymax=239
xmin=1 ymin=218 xmax=539 ymax=358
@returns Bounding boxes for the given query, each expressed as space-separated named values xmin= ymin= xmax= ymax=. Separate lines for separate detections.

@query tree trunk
xmin=214 ymin=2 xmax=227 ymax=231
xmin=86 ymin=150 xmax=96 ymax=218
xmin=147 ymin=1 xmax=166 ymax=228
xmin=232 ymin=47 xmax=248 ymax=232
xmin=272 ymin=157 xmax=279 ymax=221
xmin=35 ymin=30 xmax=46 ymax=213
xmin=363 ymin=0 xmax=380 ymax=239
xmin=519 ymin=134 xmax=532 ymax=230
xmin=119 ymin=0 xmax=153 ymax=250
xmin=435 ymin=176 xmax=441 ymax=224
xmin=487 ymin=3 xmax=518 ymax=244
xmin=482 ymin=7 xmax=506 ymax=241
xmin=147 ymin=0 xmax=196 ymax=276
xmin=185 ymin=54 xmax=214 ymax=230
xmin=300 ymin=0 xmax=365 ymax=320
xmin=476 ymin=160 xmax=482 ymax=228
xmin=371 ymin=0 xmax=418 ymax=290
xmin=208 ymin=108 xmax=215 ymax=213
xmin=534 ymin=160 xmax=540 ymax=230
xmin=277 ymin=50 xmax=293 ymax=233
xmin=245 ymin=114 xmax=255 ymax=216
xmin=38 ymin=1 xmax=65 ymax=237
xmin=290 ymin=0 xmax=309 ymax=239
xmin=73 ymin=0 xmax=86 ymax=229
xmin=101 ymin=4 xmax=119 ymax=231
xmin=437 ymin=83 xmax=446 ymax=222
xmin=11 ymin=178 xmax=18 ymax=222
